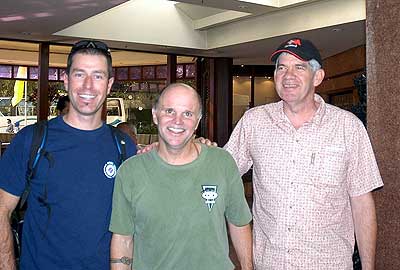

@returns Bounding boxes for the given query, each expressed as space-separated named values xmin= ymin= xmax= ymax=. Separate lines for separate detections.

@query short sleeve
xmin=0 ymin=127 xmax=32 ymax=196
xmin=346 ymin=118 xmax=383 ymax=197
xmin=224 ymin=111 xmax=253 ymax=176
xmin=224 ymin=153 xmax=252 ymax=226
xmin=109 ymin=165 xmax=135 ymax=235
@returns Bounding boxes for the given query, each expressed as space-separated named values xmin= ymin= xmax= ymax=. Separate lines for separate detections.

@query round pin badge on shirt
xmin=103 ymin=161 xmax=117 ymax=179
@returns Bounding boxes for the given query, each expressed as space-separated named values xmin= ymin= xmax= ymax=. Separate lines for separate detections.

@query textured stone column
xmin=366 ymin=1 xmax=400 ymax=269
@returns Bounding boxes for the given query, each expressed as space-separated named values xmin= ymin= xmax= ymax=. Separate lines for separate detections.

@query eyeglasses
xmin=70 ymin=40 xmax=111 ymax=57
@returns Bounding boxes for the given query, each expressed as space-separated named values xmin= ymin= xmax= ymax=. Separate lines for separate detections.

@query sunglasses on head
xmin=70 ymin=40 xmax=111 ymax=57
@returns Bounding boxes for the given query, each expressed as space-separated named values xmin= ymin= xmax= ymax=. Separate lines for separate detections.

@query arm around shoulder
xmin=0 ymin=188 xmax=20 ymax=270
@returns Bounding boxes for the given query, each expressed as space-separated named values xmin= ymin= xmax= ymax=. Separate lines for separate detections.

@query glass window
xmin=176 ymin=65 xmax=184 ymax=79
xmin=129 ymin=67 xmax=141 ymax=80
xmin=116 ymin=67 xmax=129 ymax=80
xmin=254 ymin=77 xmax=279 ymax=106
xmin=130 ymin=82 xmax=139 ymax=91
xmin=185 ymin=64 xmax=196 ymax=78
xmin=233 ymin=76 xmax=251 ymax=126
xmin=48 ymin=68 xmax=58 ymax=81
xmin=143 ymin=66 xmax=155 ymax=80
xmin=140 ymin=82 xmax=149 ymax=90
xmin=156 ymin=65 xmax=167 ymax=79
xmin=29 ymin=67 xmax=38 ymax=79
xmin=0 ymin=65 xmax=12 ymax=78
xmin=14 ymin=66 xmax=27 ymax=79
xmin=59 ymin=68 xmax=66 ymax=80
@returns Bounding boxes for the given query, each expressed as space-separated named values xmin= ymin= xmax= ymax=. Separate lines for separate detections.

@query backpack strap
xmin=108 ymin=125 xmax=127 ymax=167
xmin=19 ymin=120 xmax=48 ymax=209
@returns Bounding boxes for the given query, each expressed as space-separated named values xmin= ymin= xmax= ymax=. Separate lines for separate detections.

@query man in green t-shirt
xmin=109 ymin=83 xmax=252 ymax=270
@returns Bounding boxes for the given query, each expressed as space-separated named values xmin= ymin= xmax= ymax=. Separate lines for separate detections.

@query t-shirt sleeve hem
xmin=109 ymin=224 xmax=134 ymax=236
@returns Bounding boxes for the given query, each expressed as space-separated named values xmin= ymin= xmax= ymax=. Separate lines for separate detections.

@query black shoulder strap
xmin=108 ymin=125 xmax=127 ymax=166
xmin=19 ymin=120 xmax=48 ymax=208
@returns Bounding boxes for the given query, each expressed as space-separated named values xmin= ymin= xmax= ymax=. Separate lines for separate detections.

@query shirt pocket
xmin=309 ymin=147 xmax=348 ymax=205
xmin=312 ymin=146 xmax=347 ymax=185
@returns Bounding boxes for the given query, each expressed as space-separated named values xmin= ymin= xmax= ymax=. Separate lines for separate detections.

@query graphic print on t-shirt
xmin=201 ymin=185 xmax=218 ymax=211
xmin=103 ymin=161 xmax=117 ymax=179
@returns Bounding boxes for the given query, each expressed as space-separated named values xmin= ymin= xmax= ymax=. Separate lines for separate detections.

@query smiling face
xmin=64 ymin=53 xmax=114 ymax=120
xmin=274 ymin=53 xmax=324 ymax=108
xmin=152 ymin=85 xmax=201 ymax=152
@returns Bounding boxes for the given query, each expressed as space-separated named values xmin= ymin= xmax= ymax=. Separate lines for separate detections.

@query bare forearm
xmin=0 ymin=217 xmax=16 ymax=270
xmin=351 ymin=193 xmax=377 ymax=270
xmin=0 ymin=189 xmax=19 ymax=270
xmin=228 ymin=223 xmax=253 ymax=270
xmin=110 ymin=233 xmax=134 ymax=270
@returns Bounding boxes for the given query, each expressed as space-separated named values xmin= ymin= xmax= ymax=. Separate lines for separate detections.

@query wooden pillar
xmin=207 ymin=59 xmax=216 ymax=141
xmin=213 ymin=58 xmax=233 ymax=146
xmin=37 ymin=42 xmax=49 ymax=121
xmin=167 ymin=54 xmax=177 ymax=85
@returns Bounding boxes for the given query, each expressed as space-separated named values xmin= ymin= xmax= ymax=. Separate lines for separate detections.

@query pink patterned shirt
xmin=225 ymin=95 xmax=383 ymax=269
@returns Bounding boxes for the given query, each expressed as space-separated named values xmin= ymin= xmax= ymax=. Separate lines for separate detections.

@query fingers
xmin=137 ymin=142 xmax=159 ymax=154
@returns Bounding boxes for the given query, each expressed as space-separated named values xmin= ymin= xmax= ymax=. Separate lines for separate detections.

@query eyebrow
xmin=71 ymin=68 xmax=108 ymax=75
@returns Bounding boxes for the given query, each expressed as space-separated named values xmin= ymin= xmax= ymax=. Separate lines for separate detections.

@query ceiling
xmin=0 ymin=0 xmax=366 ymax=66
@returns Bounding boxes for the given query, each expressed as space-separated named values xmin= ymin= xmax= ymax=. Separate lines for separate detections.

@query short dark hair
xmin=66 ymin=40 xmax=113 ymax=78
xmin=56 ymin=96 xmax=70 ymax=112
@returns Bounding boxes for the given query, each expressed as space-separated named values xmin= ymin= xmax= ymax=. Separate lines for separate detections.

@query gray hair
xmin=275 ymin=52 xmax=322 ymax=73
xmin=153 ymin=83 xmax=203 ymax=118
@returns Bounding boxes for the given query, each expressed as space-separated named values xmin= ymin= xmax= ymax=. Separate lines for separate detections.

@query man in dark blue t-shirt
xmin=0 ymin=40 xmax=136 ymax=270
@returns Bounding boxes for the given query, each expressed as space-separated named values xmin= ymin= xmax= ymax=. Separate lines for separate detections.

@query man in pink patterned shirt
xmin=225 ymin=38 xmax=383 ymax=269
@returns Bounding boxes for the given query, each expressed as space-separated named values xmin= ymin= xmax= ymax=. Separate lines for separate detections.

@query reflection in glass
xmin=143 ymin=66 xmax=155 ymax=80
xmin=129 ymin=67 xmax=141 ymax=80
xmin=185 ymin=64 xmax=196 ymax=78
xmin=156 ymin=65 xmax=167 ymax=79
xmin=117 ymin=67 xmax=128 ymax=80
xmin=29 ymin=67 xmax=38 ymax=79
xmin=0 ymin=65 xmax=12 ymax=78
xmin=48 ymin=68 xmax=58 ymax=81
xmin=176 ymin=65 xmax=184 ymax=78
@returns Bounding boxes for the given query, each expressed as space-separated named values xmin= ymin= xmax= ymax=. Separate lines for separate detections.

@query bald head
xmin=153 ymin=83 xmax=202 ymax=119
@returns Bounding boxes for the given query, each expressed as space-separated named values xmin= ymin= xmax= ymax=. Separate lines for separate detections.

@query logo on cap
xmin=285 ymin=39 xmax=302 ymax=48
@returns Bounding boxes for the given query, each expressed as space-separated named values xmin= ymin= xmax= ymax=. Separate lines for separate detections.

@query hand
xmin=195 ymin=137 xmax=218 ymax=147
xmin=137 ymin=142 xmax=159 ymax=154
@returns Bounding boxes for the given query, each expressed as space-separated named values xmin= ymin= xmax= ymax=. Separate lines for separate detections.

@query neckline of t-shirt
xmin=57 ymin=116 xmax=108 ymax=136
xmin=150 ymin=143 xmax=208 ymax=170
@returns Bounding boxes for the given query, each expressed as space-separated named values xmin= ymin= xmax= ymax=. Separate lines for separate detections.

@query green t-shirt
xmin=109 ymin=145 xmax=252 ymax=270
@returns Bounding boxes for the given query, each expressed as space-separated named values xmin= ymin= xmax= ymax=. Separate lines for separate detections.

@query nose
xmin=83 ymin=75 xmax=93 ymax=89
xmin=173 ymin=114 xmax=183 ymax=125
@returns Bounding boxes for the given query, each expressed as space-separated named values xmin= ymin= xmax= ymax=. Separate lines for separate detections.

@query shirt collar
xmin=270 ymin=94 xmax=327 ymax=127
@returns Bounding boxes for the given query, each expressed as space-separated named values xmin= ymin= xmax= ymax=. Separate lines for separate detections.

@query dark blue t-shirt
xmin=0 ymin=116 xmax=136 ymax=270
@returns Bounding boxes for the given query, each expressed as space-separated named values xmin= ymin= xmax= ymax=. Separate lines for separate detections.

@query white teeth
xmin=168 ymin=127 xmax=185 ymax=133
xmin=79 ymin=94 xmax=95 ymax=99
